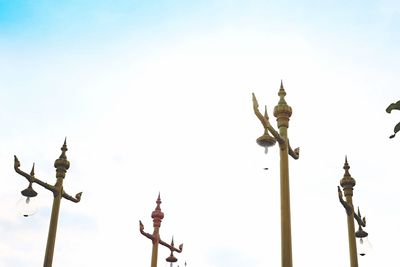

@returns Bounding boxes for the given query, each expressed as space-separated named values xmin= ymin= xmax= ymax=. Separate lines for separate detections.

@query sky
xmin=0 ymin=0 xmax=399 ymax=266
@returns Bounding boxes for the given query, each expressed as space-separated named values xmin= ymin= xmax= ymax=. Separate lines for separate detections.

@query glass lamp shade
xmin=355 ymin=225 xmax=372 ymax=256
xmin=17 ymin=196 xmax=38 ymax=217
xmin=357 ymin=236 xmax=372 ymax=256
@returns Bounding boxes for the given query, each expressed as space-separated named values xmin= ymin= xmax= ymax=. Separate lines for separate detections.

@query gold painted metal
xmin=338 ymin=157 xmax=367 ymax=267
xmin=252 ymin=81 xmax=300 ymax=267
xmin=140 ymin=194 xmax=183 ymax=267
xmin=14 ymin=139 xmax=82 ymax=267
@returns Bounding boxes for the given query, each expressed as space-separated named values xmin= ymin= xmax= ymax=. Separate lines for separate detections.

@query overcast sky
xmin=1 ymin=1 xmax=399 ymax=266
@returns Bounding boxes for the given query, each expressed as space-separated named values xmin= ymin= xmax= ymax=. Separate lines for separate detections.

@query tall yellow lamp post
xmin=14 ymin=139 xmax=82 ymax=267
xmin=338 ymin=157 xmax=370 ymax=267
xmin=140 ymin=194 xmax=183 ymax=267
xmin=252 ymin=81 xmax=300 ymax=267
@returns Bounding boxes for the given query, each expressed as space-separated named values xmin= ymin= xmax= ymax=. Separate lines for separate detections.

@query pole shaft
xmin=345 ymin=196 xmax=358 ymax=267
xmin=279 ymin=127 xmax=293 ymax=267
xmin=43 ymin=180 xmax=63 ymax=267
xmin=151 ymin=228 xmax=160 ymax=267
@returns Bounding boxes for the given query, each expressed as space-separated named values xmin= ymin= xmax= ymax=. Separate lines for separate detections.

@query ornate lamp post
xmin=140 ymin=194 xmax=183 ymax=267
xmin=338 ymin=157 xmax=370 ymax=267
xmin=13 ymin=139 xmax=82 ymax=267
xmin=252 ymin=81 xmax=300 ymax=267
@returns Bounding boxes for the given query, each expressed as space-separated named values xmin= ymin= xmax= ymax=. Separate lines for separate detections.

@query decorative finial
xmin=152 ymin=193 xmax=164 ymax=227
xmin=54 ymin=139 xmax=70 ymax=178
xmin=30 ymin=163 xmax=35 ymax=176
xmin=343 ymin=156 xmax=351 ymax=176
xmin=60 ymin=138 xmax=68 ymax=159
xmin=273 ymin=80 xmax=292 ymax=123
xmin=278 ymin=80 xmax=287 ymax=105
xmin=340 ymin=156 xmax=356 ymax=190
xmin=264 ymin=105 xmax=269 ymax=119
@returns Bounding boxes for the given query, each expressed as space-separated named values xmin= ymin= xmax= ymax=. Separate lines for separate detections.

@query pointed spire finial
xmin=340 ymin=155 xmax=356 ymax=190
xmin=156 ymin=192 xmax=161 ymax=209
xmin=343 ymin=156 xmax=351 ymax=176
xmin=54 ymin=138 xmax=70 ymax=176
xmin=278 ymin=80 xmax=287 ymax=105
xmin=30 ymin=163 xmax=35 ymax=176
xmin=152 ymin=192 xmax=164 ymax=227
xmin=264 ymin=105 xmax=269 ymax=119
xmin=60 ymin=138 xmax=68 ymax=159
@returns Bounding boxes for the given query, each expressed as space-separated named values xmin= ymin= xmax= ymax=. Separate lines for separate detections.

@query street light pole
xmin=338 ymin=157 xmax=368 ymax=267
xmin=14 ymin=139 xmax=82 ymax=267
xmin=140 ymin=194 xmax=183 ymax=267
xmin=252 ymin=81 xmax=300 ymax=267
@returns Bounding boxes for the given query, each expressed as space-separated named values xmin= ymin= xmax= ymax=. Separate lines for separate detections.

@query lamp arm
xmin=252 ymin=93 xmax=284 ymax=144
xmin=159 ymin=238 xmax=183 ymax=253
xmin=354 ymin=208 xmax=367 ymax=227
xmin=354 ymin=213 xmax=366 ymax=227
xmin=337 ymin=186 xmax=353 ymax=215
xmin=139 ymin=220 xmax=154 ymax=241
xmin=62 ymin=190 xmax=82 ymax=203
xmin=267 ymin=123 xmax=284 ymax=144
xmin=14 ymin=155 xmax=56 ymax=193
xmin=288 ymin=140 xmax=300 ymax=160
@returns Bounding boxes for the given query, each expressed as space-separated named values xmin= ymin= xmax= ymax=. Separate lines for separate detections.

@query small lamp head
xmin=166 ymin=252 xmax=178 ymax=263
xmin=21 ymin=183 xmax=38 ymax=198
xmin=256 ymin=132 xmax=276 ymax=154
xmin=18 ymin=183 xmax=38 ymax=217
xmin=355 ymin=226 xmax=370 ymax=256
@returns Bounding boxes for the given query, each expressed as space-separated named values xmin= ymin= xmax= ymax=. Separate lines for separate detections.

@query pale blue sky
xmin=1 ymin=1 xmax=400 ymax=267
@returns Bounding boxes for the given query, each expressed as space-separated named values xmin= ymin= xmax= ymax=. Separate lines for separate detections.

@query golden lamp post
xmin=252 ymin=81 xmax=300 ymax=267
xmin=338 ymin=157 xmax=371 ymax=267
xmin=14 ymin=139 xmax=82 ymax=267
xmin=140 ymin=194 xmax=183 ymax=267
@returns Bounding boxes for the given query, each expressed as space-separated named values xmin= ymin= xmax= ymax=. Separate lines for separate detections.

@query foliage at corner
xmin=386 ymin=100 xmax=400 ymax=139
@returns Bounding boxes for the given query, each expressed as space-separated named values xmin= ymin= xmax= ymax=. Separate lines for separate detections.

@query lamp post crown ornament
xmin=340 ymin=156 xmax=356 ymax=190
xmin=273 ymin=80 xmax=293 ymax=123
xmin=152 ymin=193 xmax=164 ymax=228
xmin=278 ymin=80 xmax=287 ymax=104
xmin=54 ymin=138 xmax=70 ymax=179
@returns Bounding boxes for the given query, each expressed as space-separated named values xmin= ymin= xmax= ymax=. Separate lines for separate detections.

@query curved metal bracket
xmin=139 ymin=220 xmax=154 ymax=241
xmin=14 ymin=155 xmax=56 ymax=193
xmin=338 ymin=186 xmax=353 ymax=215
xmin=62 ymin=191 xmax=82 ymax=203
xmin=252 ymin=93 xmax=284 ymax=144
xmin=159 ymin=238 xmax=183 ymax=253
xmin=288 ymin=140 xmax=300 ymax=160
xmin=354 ymin=207 xmax=366 ymax=228
xmin=14 ymin=155 xmax=82 ymax=203
xmin=139 ymin=220 xmax=183 ymax=253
